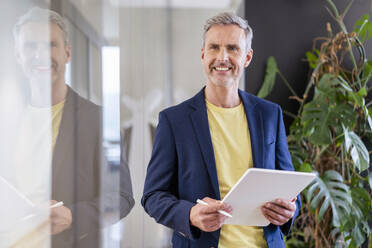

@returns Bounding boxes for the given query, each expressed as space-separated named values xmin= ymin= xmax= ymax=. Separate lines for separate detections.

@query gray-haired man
xmin=142 ymin=12 xmax=300 ymax=248
xmin=12 ymin=7 xmax=134 ymax=247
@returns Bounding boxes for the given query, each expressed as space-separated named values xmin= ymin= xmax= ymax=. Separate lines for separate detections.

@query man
xmin=142 ymin=12 xmax=300 ymax=248
xmin=12 ymin=7 xmax=134 ymax=247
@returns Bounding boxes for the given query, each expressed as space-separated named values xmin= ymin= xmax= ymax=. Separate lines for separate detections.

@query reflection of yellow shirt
xmin=51 ymin=100 xmax=65 ymax=151
xmin=206 ymin=99 xmax=267 ymax=248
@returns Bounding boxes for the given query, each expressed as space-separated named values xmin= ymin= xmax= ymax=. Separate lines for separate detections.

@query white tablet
xmin=0 ymin=176 xmax=35 ymax=232
xmin=221 ymin=168 xmax=316 ymax=226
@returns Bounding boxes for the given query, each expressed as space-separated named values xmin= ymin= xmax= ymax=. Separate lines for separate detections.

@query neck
xmin=30 ymin=80 xmax=67 ymax=107
xmin=204 ymin=81 xmax=240 ymax=108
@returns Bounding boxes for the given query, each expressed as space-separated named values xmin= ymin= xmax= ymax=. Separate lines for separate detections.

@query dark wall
xmin=244 ymin=0 xmax=371 ymax=131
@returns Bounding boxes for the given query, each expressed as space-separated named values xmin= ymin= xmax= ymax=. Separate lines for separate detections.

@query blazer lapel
xmin=52 ymin=87 xmax=76 ymax=196
xmin=189 ymin=89 xmax=221 ymax=199
xmin=239 ymin=90 xmax=265 ymax=169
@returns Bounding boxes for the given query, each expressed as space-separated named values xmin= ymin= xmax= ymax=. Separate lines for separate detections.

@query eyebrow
xmin=227 ymin=44 xmax=240 ymax=50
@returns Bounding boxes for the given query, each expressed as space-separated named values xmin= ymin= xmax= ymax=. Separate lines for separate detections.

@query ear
xmin=65 ymin=44 xmax=71 ymax=64
xmin=201 ymin=47 xmax=205 ymax=61
xmin=244 ymin=49 xmax=253 ymax=67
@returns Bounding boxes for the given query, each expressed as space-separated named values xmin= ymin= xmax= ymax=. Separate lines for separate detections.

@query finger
xmin=261 ymin=209 xmax=282 ymax=226
xmin=264 ymin=202 xmax=293 ymax=219
xmin=291 ymin=196 xmax=297 ymax=202
xmin=202 ymin=212 xmax=227 ymax=224
xmin=262 ymin=206 xmax=288 ymax=225
xmin=274 ymin=199 xmax=296 ymax=211
xmin=221 ymin=203 xmax=233 ymax=212
xmin=201 ymin=203 xmax=225 ymax=214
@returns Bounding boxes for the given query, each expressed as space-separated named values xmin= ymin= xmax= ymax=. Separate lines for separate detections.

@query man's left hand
xmin=50 ymin=200 xmax=72 ymax=235
xmin=261 ymin=197 xmax=297 ymax=226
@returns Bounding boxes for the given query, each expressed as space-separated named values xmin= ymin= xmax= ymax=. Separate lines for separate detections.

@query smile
xmin=213 ymin=66 xmax=231 ymax=72
xmin=33 ymin=65 xmax=52 ymax=71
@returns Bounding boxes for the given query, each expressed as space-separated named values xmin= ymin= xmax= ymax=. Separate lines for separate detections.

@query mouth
xmin=212 ymin=66 xmax=232 ymax=72
xmin=34 ymin=65 xmax=52 ymax=71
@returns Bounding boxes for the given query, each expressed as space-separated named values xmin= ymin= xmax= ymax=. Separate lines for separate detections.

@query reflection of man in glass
xmin=13 ymin=7 xmax=134 ymax=247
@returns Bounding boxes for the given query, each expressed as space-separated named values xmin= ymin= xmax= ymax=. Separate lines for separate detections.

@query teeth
xmin=35 ymin=66 xmax=51 ymax=70
xmin=215 ymin=67 xmax=229 ymax=71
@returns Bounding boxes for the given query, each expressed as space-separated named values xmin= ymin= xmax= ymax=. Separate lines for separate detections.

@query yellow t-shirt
xmin=206 ymin=99 xmax=268 ymax=248
xmin=51 ymin=100 xmax=65 ymax=151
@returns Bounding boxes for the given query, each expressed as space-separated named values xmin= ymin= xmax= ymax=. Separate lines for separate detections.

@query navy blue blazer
xmin=142 ymin=88 xmax=301 ymax=248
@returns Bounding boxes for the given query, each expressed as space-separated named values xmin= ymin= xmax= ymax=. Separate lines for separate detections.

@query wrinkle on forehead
xmin=19 ymin=23 xmax=64 ymax=45
xmin=205 ymin=24 xmax=246 ymax=48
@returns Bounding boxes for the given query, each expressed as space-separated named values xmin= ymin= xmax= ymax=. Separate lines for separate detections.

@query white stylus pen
xmin=196 ymin=199 xmax=233 ymax=218
xmin=50 ymin=201 xmax=64 ymax=209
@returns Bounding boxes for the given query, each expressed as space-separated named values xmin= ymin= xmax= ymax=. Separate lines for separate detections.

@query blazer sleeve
xmin=141 ymin=111 xmax=198 ymax=240
xmin=275 ymin=106 xmax=301 ymax=235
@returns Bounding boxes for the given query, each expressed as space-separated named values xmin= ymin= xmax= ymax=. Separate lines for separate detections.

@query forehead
xmin=204 ymin=24 xmax=246 ymax=45
xmin=18 ymin=22 xmax=64 ymax=43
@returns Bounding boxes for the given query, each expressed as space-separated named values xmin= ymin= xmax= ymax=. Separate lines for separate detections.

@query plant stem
xmin=297 ymin=63 xmax=322 ymax=116
xmin=314 ymin=145 xmax=329 ymax=163
xmin=277 ymin=70 xmax=299 ymax=98
xmin=326 ymin=0 xmax=360 ymax=87
xmin=283 ymin=110 xmax=298 ymax=120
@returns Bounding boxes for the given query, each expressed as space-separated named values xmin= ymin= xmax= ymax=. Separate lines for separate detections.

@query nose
xmin=216 ymin=47 xmax=228 ymax=61
xmin=34 ymin=44 xmax=49 ymax=59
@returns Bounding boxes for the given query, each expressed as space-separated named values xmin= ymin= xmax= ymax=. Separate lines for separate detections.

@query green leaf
xmin=314 ymin=74 xmax=340 ymax=101
xmin=302 ymin=101 xmax=332 ymax=144
xmin=362 ymin=60 xmax=372 ymax=86
xmin=299 ymin=163 xmax=313 ymax=172
xmin=348 ymin=91 xmax=365 ymax=108
xmin=343 ymin=126 xmax=370 ymax=172
xmin=307 ymin=170 xmax=352 ymax=226
xmin=301 ymin=99 xmax=354 ymax=145
xmin=368 ymin=113 xmax=372 ymax=131
xmin=257 ymin=56 xmax=278 ymax=98
xmin=351 ymin=227 xmax=365 ymax=247
xmin=354 ymin=14 xmax=372 ymax=42
xmin=350 ymin=187 xmax=372 ymax=217
xmin=329 ymin=103 xmax=355 ymax=134
xmin=368 ymin=171 xmax=372 ymax=191
xmin=358 ymin=87 xmax=367 ymax=97
xmin=306 ymin=51 xmax=318 ymax=69
xmin=343 ymin=187 xmax=372 ymax=246
xmin=289 ymin=143 xmax=306 ymax=168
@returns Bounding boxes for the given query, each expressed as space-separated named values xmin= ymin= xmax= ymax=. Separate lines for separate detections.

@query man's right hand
xmin=189 ymin=197 xmax=232 ymax=232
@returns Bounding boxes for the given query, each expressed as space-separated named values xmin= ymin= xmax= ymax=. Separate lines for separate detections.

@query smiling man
xmin=12 ymin=7 xmax=134 ymax=247
xmin=142 ymin=12 xmax=301 ymax=248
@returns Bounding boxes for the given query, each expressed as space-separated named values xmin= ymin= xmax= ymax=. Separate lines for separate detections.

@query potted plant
xmin=257 ymin=0 xmax=372 ymax=247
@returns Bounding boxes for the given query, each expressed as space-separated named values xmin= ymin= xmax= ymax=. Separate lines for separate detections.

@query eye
xmin=50 ymin=41 xmax=57 ymax=48
xmin=227 ymin=45 xmax=238 ymax=51
xmin=209 ymin=44 xmax=219 ymax=50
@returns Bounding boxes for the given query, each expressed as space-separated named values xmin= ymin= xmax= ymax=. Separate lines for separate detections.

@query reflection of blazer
xmin=52 ymin=87 xmax=134 ymax=247
xmin=142 ymin=88 xmax=301 ymax=248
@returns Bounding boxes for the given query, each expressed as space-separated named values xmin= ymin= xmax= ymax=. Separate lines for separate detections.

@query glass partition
xmin=0 ymin=0 xmax=244 ymax=247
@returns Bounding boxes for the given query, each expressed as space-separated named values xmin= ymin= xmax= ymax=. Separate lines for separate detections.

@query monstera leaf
xmin=306 ymin=170 xmax=352 ymax=227
xmin=343 ymin=126 xmax=370 ymax=172
xmin=301 ymin=99 xmax=355 ymax=145
xmin=257 ymin=56 xmax=278 ymax=98
xmin=340 ymin=187 xmax=372 ymax=247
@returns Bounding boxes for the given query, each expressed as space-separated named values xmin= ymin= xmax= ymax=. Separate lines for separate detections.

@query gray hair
xmin=13 ymin=7 xmax=69 ymax=46
xmin=203 ymin=12 xmax=253 ymax=51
